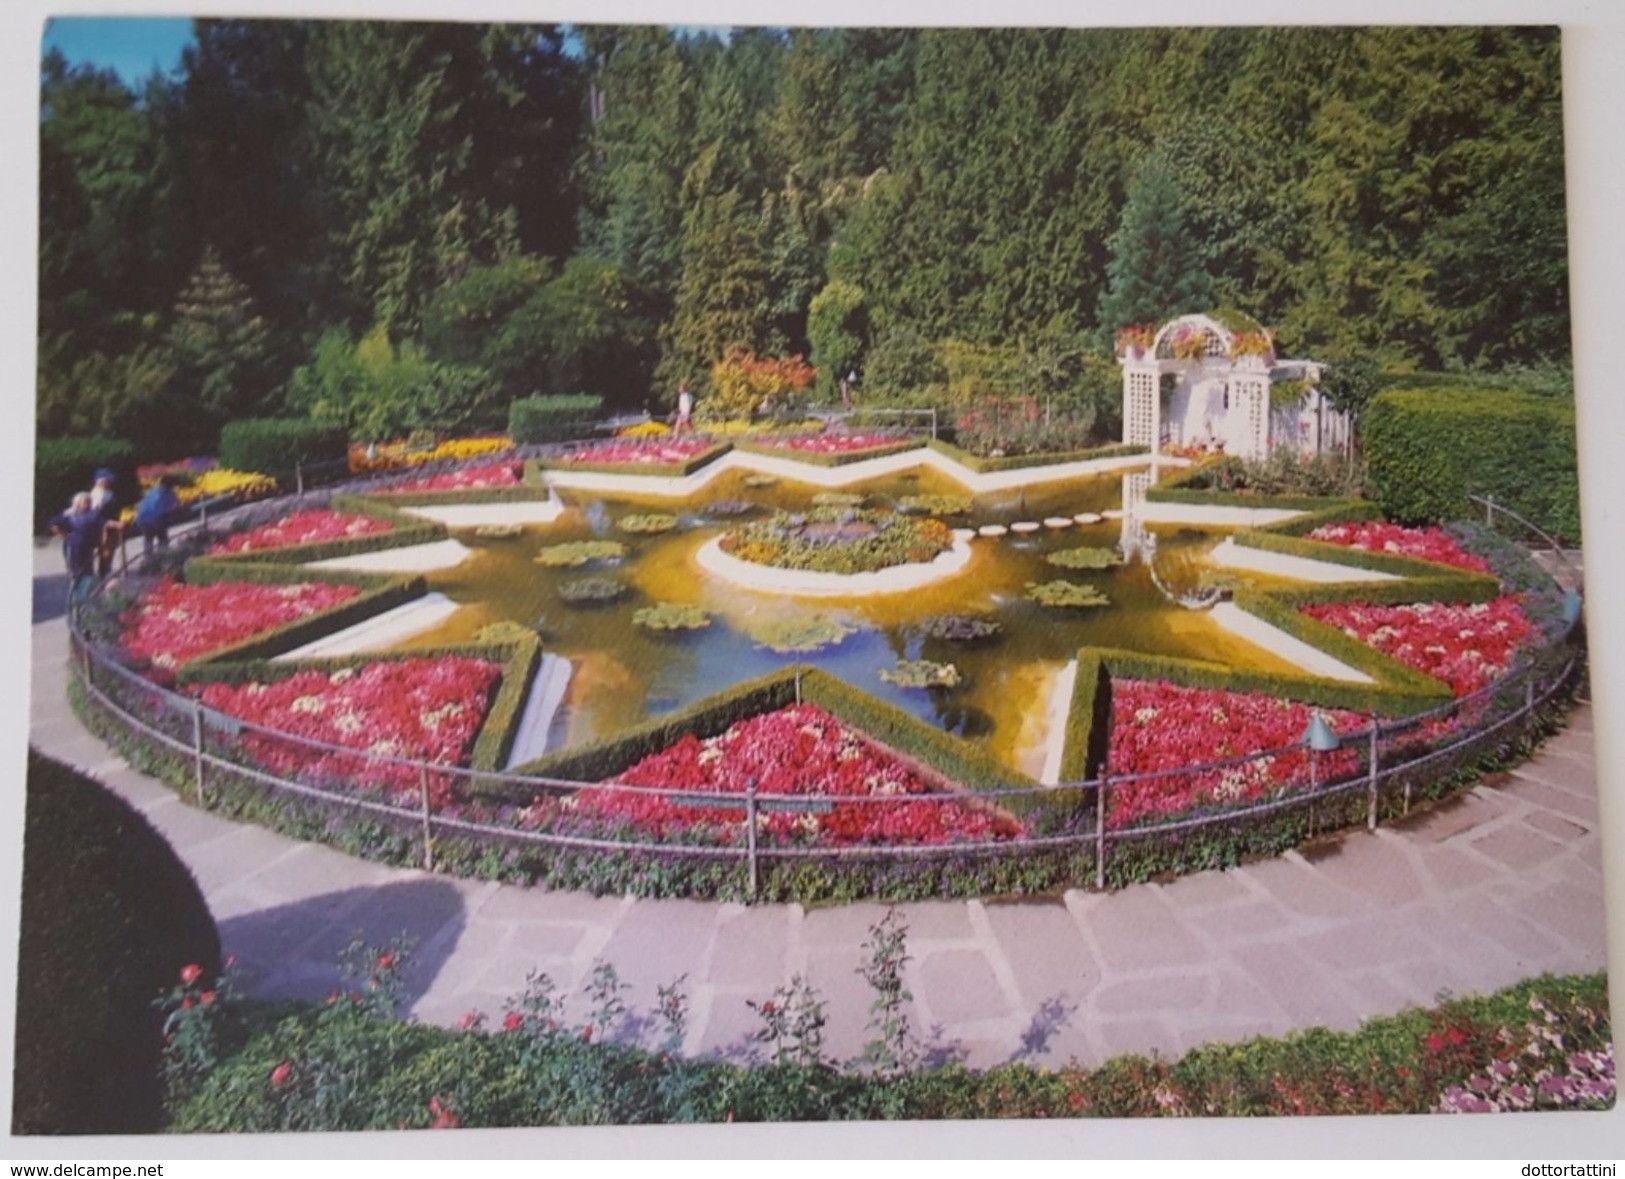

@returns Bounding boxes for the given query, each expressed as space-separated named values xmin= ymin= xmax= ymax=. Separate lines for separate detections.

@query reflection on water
xmin=400 ymin=464 xmax=1303 ymax=774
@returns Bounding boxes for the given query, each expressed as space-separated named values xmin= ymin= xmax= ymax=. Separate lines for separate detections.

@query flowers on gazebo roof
xmin=1114 ymin=323 xmax=1157 ymax=356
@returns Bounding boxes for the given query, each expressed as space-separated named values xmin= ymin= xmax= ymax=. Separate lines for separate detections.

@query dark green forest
xmin=38 ymin=22 xmax=1571 ymax=458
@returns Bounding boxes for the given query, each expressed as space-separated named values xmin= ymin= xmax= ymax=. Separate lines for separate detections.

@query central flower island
xmin=695 ymin=506 xmax=975 ymax=596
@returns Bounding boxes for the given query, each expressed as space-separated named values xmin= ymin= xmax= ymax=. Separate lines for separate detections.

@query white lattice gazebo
xmin=1119 ymin=312 xmax=1348 ymax=460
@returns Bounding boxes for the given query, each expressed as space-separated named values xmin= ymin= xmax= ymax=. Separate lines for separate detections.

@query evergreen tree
xmin=1096 ymin=152 xmax=1214 ymax=339
xmin=167 ymin=246 xmax=273 ymax=442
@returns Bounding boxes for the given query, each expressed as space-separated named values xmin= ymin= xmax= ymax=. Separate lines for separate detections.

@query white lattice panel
xmin=1124 ymin=367 xmax=1157 ymax=447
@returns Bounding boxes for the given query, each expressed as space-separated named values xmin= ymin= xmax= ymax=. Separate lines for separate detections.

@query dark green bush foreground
xmin=218 ymin=419 xmax=349 ymax=477
xmin=1363 ymin=386 xmax=1580 ymax=542
xmin=14 ymin=750 xmax=221 ymax=1135
xmin=164 ymin=928 xmax=1612 ymax=1130
xmin=509 ymin=394 xmax=604 ymax=444
xmin=33 ymin=435 xmax=138 ymax=535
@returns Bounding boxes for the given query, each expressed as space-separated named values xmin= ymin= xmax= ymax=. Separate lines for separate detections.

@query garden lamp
xmin=1301 ymin=712 xmax=1342 ymax=752
xmin=1563 ymin=590 xmax=1582 ymax=627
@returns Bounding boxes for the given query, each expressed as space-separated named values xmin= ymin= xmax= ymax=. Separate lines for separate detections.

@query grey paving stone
xmin=1183 ymin=899 xmax=1299 ymax=944
xmin=598 ymin=899 xmax=723 ymax=992
xmin=1228 ymin=942 xmax=1364 ymax=1030
xmin=800 ymin=902 xmax=901 ymax=948
xmin=693 ymin=987 xmax=775 ymax=1065
xmin=1506 ymin=882 xmax=1610 ymax=958
xmin=1468 ymin=825 xmax=1567 ymax=871
xmin=982 ymin=901 xmax=1096 ymax=1009
xmin=1208 ymin=968 xmax=1290 ymax=1022
xmin=1160 ymin=867 xmax=1257 ymax=909
xmin=1409 ymin=843 xmax=1504 ymax=894
xmin=1392 ymin=792 xmax=1513 ymax=843
xmin=1294 ymin=919 xmax=1433 ymax=974
xmin=915 ymin=948 xmax=1012 ymax=1026
xmin=498 ymin=922 xmax=590 ymax=961
xmin=1503 ymin=779 xmax=1600 ymax=824
xmin=1524 ymin=810 xmax=1590 ymax=841
xmin=1091 ymin=1016 xmax=1182 ymax=1063
xmin=709 ymin=909 xmax=790 ymax=988
xmin=1093 ymin=972 xmax=1212 ymax=1016
xmin=1505 ymin=754 xmax=1598 ymax=795
xmin=888 ymin=901 xmax=977 ymax=942
xmin=473 ymin=882 xmax=624 ymax=924
xmin=1239 ymin=855 xmax=1376 ymax=920
xmin=1303 ymin=836 xmax=1425 ymax=909
xmin=1077 ymin=887 xmax=1208 ymax=973
xmin=1445 ymin=894 xmax=1565 ymax=965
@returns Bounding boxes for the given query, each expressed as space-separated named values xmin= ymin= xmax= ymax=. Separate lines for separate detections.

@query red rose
xmin=179 ymin=963 xmax=202 ymax=986
xmin=270 ymin=1062 xmax=292 ymax=1088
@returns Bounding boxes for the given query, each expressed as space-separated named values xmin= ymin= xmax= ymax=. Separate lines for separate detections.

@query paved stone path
xmin=27 ymin=547 xmax=1612 ymax=1070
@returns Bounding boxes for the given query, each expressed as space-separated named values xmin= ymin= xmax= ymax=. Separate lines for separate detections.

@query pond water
xmin=398 ymin=463 xmax=1303 ymax=776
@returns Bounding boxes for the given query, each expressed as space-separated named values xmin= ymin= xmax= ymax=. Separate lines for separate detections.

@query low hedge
xmin=1232 ymin=528 xmax=1507 ymax=583
xmin=730 ymin=438 xmax=925 ymax=467
xmin=926 ymin=438 xmax=1147 ymax=474
xmin=14 ymin=750 xmax=220 ymax=1135
xmin=168 ymin=568 xmax=427 ymax=669
xmin=175 ymin=635 xmax=541 ymax=772
xmin=1363 ymin=386 xmax=1580 ymax=541
xmin=536 ymin=440 xmax=733 ymax=479
xmin=501 ymin=666 xmax=1033 ymax=803
xmin=34 ymin=435 xmax=138 ymax=535
xmin=218 ymin=419 xmax=348 ymax=478
xmin=1145 ymin=460 xmax=1370 ymax=513
xmin=509 ymin=394 xmax=604 ymax=445
xmin=1056 ymin=644 xmax=1458 ymax=786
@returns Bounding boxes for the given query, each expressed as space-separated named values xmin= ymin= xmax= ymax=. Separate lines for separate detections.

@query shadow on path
xmin=33 ymin=568 xmax=67 ymax=625
xmin=218 ymin=877 xmax=468 ymax=1011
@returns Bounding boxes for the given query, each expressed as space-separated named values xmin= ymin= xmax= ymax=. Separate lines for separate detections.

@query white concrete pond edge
xmin=693 ymin=534 xmax=974 ymax=597
xmin=1208 ymin=536 xmax=1400 ymax=583
xmin=274 ymin=592 xmax=462 ymax=659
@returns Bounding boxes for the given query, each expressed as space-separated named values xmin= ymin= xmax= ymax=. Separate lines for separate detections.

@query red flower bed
xmin=1300 ymin=597 xmax=1536 ymax=696
xmin=1106 ymin=680 xmax=1362 ymax=829
xmin=560 ymin=439 xmax=715 ymax=466
xmin=752 ymin=433 xmax=908 ymax=455
xmin=570 ymin=703 xmax=1020 ymax=846
xmin=1306 ymin=521 xmax=1490 ymax=574
xmin=192 ymin=657 xmax=503 ymax=806
xmin=384 ymin=462 xmax=521 ymax=493
xmin=121 ymin=578 xmax=362 ymax=677
xmin=210 ymin=509 xmax=392 ymax=554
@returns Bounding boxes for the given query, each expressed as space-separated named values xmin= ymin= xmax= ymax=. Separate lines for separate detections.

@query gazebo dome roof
xmin=1150 ymin=308 xmax=1272 ymax=361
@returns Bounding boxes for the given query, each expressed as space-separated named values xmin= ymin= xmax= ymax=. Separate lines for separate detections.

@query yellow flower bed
xmin=617 ymin=420 xmax=671 ymax=438
xmin=697 ymin=418 xmax=824 ymax=437
xmin=349 ymin=435 xmax=513 ymax=473
xmin=121 ymin=467 xmax=278 ymax=523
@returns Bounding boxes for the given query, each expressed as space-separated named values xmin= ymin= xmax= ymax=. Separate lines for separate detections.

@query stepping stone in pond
xmin=1043 ymin=516 xmax=1073 ymax=529
xmin=1073 ymin=512 xmax=1103 ymax=525
xmin=1011 ymin=521 xmax=1041 ymax=534
xmin=952 ymin=528 xmax=977 ymax=542
xmin=978 ymin=524 xmax=1009 ymax=538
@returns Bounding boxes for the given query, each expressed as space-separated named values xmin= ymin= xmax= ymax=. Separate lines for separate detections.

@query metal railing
xmin=63 ymin=459 xmax=1588 ymax=901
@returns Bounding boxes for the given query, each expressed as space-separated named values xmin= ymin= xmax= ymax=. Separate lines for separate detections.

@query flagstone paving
xmin=26 ymin=546 xmax=1613 ymax=1070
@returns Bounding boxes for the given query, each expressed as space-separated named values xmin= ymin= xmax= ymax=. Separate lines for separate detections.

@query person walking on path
xmin=89 ymin=468 xmax=123 ymax=576
xmin=48 ymin=492 xmax=103 ymax=608
xmin=134 ymin=478 xmax=182 ymax=557
xmin=674 ymin=381 xmax=695 ymax=435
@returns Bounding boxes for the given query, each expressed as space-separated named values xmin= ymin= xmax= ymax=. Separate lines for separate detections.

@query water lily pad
xmin=917 ymin=613 xmax=1003 ymax=642
xmin=633 ymin=602 xmax=712 ymax=631
xmin=880 ymin=659 xmax=963 ymax=689
xmin=1045 ymin=546 xmax=1122 ymax=570
xmin=618 ymin=513 xmax=679 ymax=534
xmin=536 ymin=540 xmax=627 ymax=567
xmin=473 ymin=523 xmax=523 ymax=540
xmin=558 ymin=576 xmax=628 ymax=605
xmin=1026 ymin=580 xmax=1111 ymax=609
xmin=898 ymin=493 xmax=972 ymax=516
xmin=743 ymin=614 xmax=858 ymax=653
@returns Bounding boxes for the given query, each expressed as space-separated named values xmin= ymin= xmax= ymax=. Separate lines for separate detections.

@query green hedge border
xmin=497 ymin=665 xmax=1033 ymax=808
xmin=535 ymin=441 xmax=733 ymax=479
xmin=170 ymin=561 xmax=428 ymax=670
xmin=925 ymin=438 xmax=1147 ymax=474
xmin=1144 ymin=458 xmax=1369 ymax=512
xmin=730 ymin=438 xmax=925 ymax=467
xmin=177 ymin=634 xmax=541 ymax=772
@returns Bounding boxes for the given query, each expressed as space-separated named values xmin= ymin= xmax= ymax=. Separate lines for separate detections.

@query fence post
xmin=191 ymin=700 xmax=206 ymax=807
xmin=1484 ymin=494 xmax=1495 ymax=526
xmin=1524 ymin=674 xmax=1536 ymax=714
xmin=745 ymin=777 xmax=760 ymax=902
xmin=295 ymin=463 xmax=305 ymax=497
xmin=1095 ymin=775 xmax=1108 ymax=890
xmin=1366 ymin=720 xmax=1380 ymax=831
xmin=420 ymin=765 xmax=435 ymax=872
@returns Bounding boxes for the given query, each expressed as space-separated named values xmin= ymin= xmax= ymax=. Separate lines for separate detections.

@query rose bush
xmin=382 ymin=462 xmax=521 ymax=493
xmin=557 ymin=439 xmax=713 ymax=466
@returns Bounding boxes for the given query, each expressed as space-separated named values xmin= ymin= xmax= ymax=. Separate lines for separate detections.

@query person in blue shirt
xmin=134 ymin=479 xmax=182 ymax=557
xmin=48 ymin=492 xmax=103 ymax=607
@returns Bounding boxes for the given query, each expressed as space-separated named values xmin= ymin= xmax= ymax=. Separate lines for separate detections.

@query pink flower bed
xmin=1106 ymin=680 xmax=1362 ymax=829
xmin=752 ymin=433 xmax=908 ymax=455
xmin=1306 ymin=521 xmax=1490 ymax=574
xmin=210 ymin=509 xmax=393 ymax=554
xmin=1300 ymin=597 xmax=1536 ymax=696
xmin=560 ymin=439 xmax=715 ymax=466
xmin=384 ymin=462 xmax=521 ymax=493
xmin=569 ymin=703 xmax=1020 ymax=846
xmin=192 ymin=657 xmax=503 ymax=806
xmin=121 ymin=578 xmax=362 ymax=677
